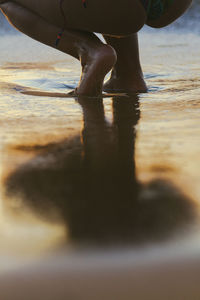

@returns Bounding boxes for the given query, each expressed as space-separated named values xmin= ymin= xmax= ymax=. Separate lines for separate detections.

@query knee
xmin=1 ymin=2 xmax=37 ymax=32
xmin=0 ymin=2 xmax=13 ymax=14
xmin=0 ymin=2 xmax=23 ymax=28
xmin=1 ymin=2 xmax=20 ymax=23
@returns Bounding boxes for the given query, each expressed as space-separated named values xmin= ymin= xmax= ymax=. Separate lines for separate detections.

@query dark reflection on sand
xmin=5 ymin=95 xmax=196 ymax=245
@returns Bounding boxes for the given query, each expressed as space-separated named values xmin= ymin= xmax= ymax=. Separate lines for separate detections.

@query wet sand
xmin=1 ymin=27 xmax=200 ymax=298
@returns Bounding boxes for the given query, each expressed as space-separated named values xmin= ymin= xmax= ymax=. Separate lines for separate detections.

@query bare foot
xmin=103 ymin=72 xmax=148 ymax=94
xmin=103 ymin=34 xmax=148 ymax=94
xmin=76 ymin=44 xmax=117 ymax=97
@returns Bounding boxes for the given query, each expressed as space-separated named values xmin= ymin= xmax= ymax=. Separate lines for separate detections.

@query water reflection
xmin=5 ymin=95 xmax=196 ymax=245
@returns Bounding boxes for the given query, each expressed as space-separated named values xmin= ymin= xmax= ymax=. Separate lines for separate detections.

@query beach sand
xmin=1 ymin=8 xmax=200 ymax=299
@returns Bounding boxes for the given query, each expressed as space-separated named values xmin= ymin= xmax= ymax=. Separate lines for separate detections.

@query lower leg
xmin=103 ymin=34 xmax=147 ymax=93
xmin=0 ymin=2 xmax=116 ymax=97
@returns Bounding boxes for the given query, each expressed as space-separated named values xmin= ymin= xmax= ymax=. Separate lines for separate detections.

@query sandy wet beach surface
xmin=1 ymin=6 xmax=200 ymax=299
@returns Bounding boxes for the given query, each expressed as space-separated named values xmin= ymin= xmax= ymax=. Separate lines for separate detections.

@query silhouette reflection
xmin=5 ymin=95 xmax=196 ymax=245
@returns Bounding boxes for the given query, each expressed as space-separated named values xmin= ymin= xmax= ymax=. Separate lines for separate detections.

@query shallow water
xmin=1 ymin=7 xmax=200 ymax=298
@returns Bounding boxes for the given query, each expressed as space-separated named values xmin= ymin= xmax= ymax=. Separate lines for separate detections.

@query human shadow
xmin=5 ymin=95 xmax=196 ymax=245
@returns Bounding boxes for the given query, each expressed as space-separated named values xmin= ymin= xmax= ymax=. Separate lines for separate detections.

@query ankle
xmin=110 ymin=67 xmax=144 ymax=82
xmin=104 ymin=71 xmax=147 ymax=93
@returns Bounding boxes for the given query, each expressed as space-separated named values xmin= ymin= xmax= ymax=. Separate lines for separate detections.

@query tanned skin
xmin=0 ymin=0 xmax=192 ymax=97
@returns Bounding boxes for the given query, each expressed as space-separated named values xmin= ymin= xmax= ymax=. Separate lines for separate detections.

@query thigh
xmin=13 ymin=0 xmax=147 ymax=35
xmin=13 ymin=0 xmax=63 ymax=27
xmin=63 ymin=0 xmax=147 ymax=35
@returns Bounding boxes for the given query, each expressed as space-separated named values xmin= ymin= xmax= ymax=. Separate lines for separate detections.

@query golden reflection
xmin=2 ymin=95 xmax=197 ymax=246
